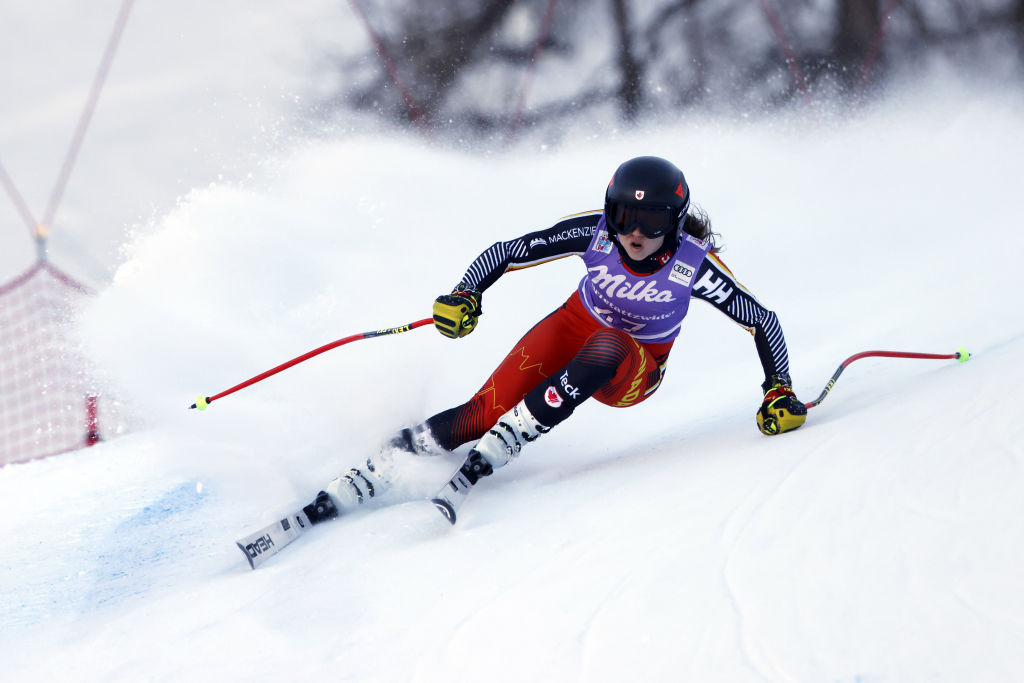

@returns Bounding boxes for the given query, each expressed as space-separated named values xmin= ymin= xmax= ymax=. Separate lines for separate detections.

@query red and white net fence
xmin=0 ymin=262 xmax=114 ymax=466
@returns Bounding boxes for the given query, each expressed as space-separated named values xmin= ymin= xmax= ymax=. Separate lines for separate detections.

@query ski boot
xmin=325 ymin=423 xmax=441 ymax=512
xmin=431 ymin=399 xmax=549 ymax=524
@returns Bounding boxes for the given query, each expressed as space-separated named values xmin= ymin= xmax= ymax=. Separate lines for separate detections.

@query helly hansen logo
xmin=244 ymin=534 xmax=275 ymax=559
xmin=693 ymin=269 xmax=733 ymax=304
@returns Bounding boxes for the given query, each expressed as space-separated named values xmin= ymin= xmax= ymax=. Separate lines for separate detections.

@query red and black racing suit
xmin=420 ymin=210 xmax=793 ymax=451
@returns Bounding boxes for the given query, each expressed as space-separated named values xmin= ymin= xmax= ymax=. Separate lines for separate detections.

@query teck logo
xmin=559 ymin=371 xmax=581 ymax=400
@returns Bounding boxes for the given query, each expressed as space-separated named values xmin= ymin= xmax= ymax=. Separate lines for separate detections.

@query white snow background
xmin=2 ymin=6 xmax=1024 ymax=683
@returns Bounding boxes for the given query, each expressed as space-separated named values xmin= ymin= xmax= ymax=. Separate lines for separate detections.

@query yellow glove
xmin=433 ymin=288 xmax=482 ymax=338
xmin=756 ymin=376 xmax=807 ymax=435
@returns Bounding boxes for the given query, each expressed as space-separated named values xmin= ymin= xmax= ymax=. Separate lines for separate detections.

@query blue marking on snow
xmin=0 ymin=481 xmax=211 ymax=630
xmin=83 ymin=482 xmax=209 ymax=608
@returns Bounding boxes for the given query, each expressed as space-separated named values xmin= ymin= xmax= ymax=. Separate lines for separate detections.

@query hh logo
xmin=693 ymin=269 xmax=733 ymax=304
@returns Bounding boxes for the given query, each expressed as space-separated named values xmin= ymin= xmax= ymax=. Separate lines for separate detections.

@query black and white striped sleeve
xmin=454 ymin=211 xmax=601 ymax=293
xmin=691 ymin=253 xmax=792 ymax=385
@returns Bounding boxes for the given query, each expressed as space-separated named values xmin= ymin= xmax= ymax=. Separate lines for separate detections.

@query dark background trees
xmin=325 ymin=0 xmax=1022 ymax=142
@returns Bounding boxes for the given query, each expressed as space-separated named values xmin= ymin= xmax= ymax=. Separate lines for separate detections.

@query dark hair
xmin=681 ymin=204 xmax=721 ymax=253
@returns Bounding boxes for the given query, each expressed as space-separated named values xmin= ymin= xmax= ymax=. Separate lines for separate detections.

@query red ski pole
xmin=805 ymin=347 xmax=971 ymax=409
xmin=190 ymin=318 xmax=433 ymax=410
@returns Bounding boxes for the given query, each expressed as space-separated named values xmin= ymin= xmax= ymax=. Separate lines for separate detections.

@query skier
xmin=318 ymin=155 xmax=807 ymax=519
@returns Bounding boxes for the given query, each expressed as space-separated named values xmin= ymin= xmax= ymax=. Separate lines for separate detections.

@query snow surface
xmin=3 ymin=68 xmax=1024 ymax=683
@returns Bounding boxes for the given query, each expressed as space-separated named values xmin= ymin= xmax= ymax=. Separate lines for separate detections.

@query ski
xmin=236 ymin=491 xmax=338 ymax=569
xmin=430 ymin=450 xmax=493 ymax=525
xmin=238 ymin=453 xmax=496 ymax=568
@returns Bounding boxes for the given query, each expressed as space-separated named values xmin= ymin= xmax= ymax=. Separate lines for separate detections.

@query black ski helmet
xmin=604 ymin=156 xmax=691 ymax=240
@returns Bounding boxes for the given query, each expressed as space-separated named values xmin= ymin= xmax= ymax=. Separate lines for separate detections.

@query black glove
xmin=433 ymin=287 xmax=483 ymax=338
xmin=756 ymin=374 xmax=807 ymax=435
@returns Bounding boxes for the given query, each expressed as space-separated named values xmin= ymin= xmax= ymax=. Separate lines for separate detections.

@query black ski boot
xmin=302 ymin=490 xmax=339 ymax=525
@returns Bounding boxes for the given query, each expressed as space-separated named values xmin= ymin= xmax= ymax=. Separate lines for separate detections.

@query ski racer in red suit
xmin=320 ymin=156 xmax=807 ymax=516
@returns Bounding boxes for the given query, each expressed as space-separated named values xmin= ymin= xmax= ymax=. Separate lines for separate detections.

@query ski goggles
xmin=604 ymin=200 xmax=680 ymax=239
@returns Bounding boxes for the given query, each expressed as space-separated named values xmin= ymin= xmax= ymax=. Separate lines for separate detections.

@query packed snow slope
xmin=3 ymin=88 xmax=1024 ymax=682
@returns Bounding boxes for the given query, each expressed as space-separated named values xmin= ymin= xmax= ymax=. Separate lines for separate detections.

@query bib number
xmin=592 ymin=306 xmax=647 ymax=333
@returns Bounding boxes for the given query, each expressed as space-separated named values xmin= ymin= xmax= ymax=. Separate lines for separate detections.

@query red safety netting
xmin=0 ymin=2 xmax=135 ymax=467
xmin=0 ymin=261 xmax=107 ymax=466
